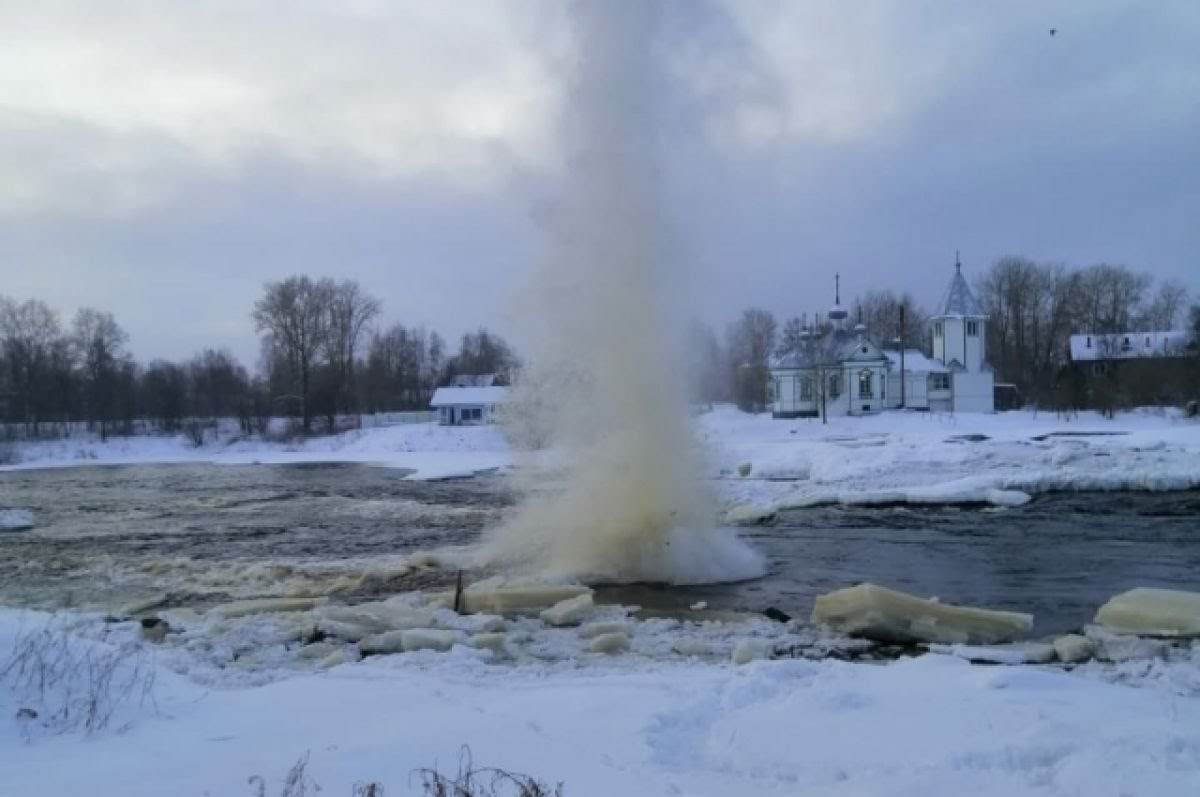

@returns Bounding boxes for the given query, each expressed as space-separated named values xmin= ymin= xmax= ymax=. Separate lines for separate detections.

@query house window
xmin=858 ymin=370 xmax=873 ymax=399
xmin=1121 ymin=337 xmax=1131 ymax=352
xmin=934 ymin=322 xmax=943 ymax=338
xmin=967 ymin=320 xmax=979 ymax=337
xmin=1086 ymin=336 xmax=1092 ymax=348
xmin=800 ymin=377 xmax=813 ymax=401
xmin=930 ymin=373 xmax=950 ymax=391
xmin=827 ymin=373 xmax=841 ymax=399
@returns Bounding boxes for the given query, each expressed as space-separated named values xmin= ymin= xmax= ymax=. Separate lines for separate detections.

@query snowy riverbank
xmin=2 ymin=605 xmax=1198 ymax=796
xmin=6 ymin=406 xmax=1198 ymax=506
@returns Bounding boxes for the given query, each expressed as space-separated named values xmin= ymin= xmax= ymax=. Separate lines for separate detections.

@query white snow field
xmin=2 ymin=421 xmax=511 ymax=481
xmin=699 ymin=405 xmax=1200 ymax=510
xmin=2 ymin=608 xmax=1199 ymax=797
xmin=4 ymin=406 xmax=1200 ymax=503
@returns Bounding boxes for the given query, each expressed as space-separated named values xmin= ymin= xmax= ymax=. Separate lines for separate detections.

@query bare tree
xmin=447 ymin=328 xmax=519 ymax=382
xmin=0 ymin=298 xmax=63 ymax=434
xmin=684 ymin=319 xmax=728 ymax=405
xmin=849 ymin=291 xmax=928 ymax=351
xmin=1136 ymin=279 xmax=1189 ymax=330
xmin=324 ymin=280 xmax=381 ymax=416
xmin=726 ymin=308 xmax=776 ymax=412
xmin=252 ymin=276 xmax=333 ymax=434
xmin=775 ymin=316 xmax=804 ymax=359
xmin=72 ymin=308 xmax=129 ymax=440
xmin=1073 ymin=263 xmax=1151 ymax=334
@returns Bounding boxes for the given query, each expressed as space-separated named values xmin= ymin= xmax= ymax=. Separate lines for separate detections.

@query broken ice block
xmin=811 ymin=583 xmax=1033 ymax=645
xmin=207 ymin=596 xmax=328 ymax=618
xmin=1093 ymin=588 xmax=1200 ymax=637
xmin=539 ymin=593 xmax=595 ymax=627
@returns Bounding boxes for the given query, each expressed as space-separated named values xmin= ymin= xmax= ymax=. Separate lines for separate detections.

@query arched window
xmin=858 ymin=370 xmax=873 ymax=399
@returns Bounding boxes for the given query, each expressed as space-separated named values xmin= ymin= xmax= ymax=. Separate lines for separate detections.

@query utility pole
xmin=899 ymin=304 xmax=906 ymax=408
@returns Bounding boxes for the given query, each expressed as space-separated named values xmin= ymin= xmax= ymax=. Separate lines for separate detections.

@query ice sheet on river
xmin=1094 ymin=588 xmax=1200 ymax=637
xmin=811 ymin=583 xmax=1034 ymax=645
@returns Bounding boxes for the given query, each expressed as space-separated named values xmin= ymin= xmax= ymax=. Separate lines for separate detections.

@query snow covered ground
xmin=4 ymin=408 xmax=1200 ymax=795
xmin=698 ymin=405 xmax=1200 ymax=510
xmin=4 ymin=407 xmax=1200 ymax=506
xmin=1 ymin=421 xmax=511 ymax=481
xmin=2 ymin=607 xmax=1199 ymax=796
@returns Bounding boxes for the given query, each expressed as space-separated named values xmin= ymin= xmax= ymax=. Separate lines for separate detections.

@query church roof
xmin=771 ymin=329 xmax=886 ymax=370
xmin=936 ymin=263 xmax=984 ymax=318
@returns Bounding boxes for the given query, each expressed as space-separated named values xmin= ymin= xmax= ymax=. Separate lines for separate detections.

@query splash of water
xmin=483 ymin=2 xmax=765 ymax=586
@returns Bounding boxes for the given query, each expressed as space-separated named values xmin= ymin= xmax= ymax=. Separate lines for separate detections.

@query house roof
xmin=936 ymin=265 xmax=984 ymax=318
xmin=883 ymin=349 xmax=948 ymax=374
xmin=1068 ymin=330 xmax=1192 ymax=362
xmin=429 ymin=386 xmax=509 ymax=407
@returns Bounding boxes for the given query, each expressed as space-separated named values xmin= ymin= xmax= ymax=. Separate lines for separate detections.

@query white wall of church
xmin=951 ymin=371 xmax=994 ymax=413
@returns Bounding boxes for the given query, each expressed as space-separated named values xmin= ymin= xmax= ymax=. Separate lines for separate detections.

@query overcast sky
xmin=1 ymin=0 xmax=1197 ymax=365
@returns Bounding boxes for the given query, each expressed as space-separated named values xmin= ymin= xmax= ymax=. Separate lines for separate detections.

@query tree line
xmin=976 ymin=258 xmax=1195 ymax=406
xmin=0 ymin=276 xmax=518 ymax=442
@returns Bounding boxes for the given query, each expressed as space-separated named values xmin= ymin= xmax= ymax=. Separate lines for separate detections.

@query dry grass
xmin=248 ymin=753 xmax=323 ymax=797
xmin=415 ymin=747 xmax=563 ymax=797
xmin=250 ymin=748 xmax=561 ymax=797
xmin=1 ymin=622 xmax=156 ymax=737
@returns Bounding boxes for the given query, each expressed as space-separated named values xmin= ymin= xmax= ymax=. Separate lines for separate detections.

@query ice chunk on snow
xmin=672 ymin=637 xmax=713 ymax=657
xmin=539 ymin=593 xmax=595 ymax=627
xmin=588 ymin=631 xmax=630 ymax=654
xmin=361 ymin=628 xmax=463 ymax=654
xmin=1094 ymin=588 xmax=1200 ymax=637
xmin=1054 ymin=634 xmax=1095 ymax=664
xmin=732 ymin=639 xmax=770 ymax=665
xmin=400 ymin=629 xmax=463 ymax=653
xmin=0 ymin=509 xmax=34 ymax=530
xmin=811 ymin=583 xmax=1033 ymax=645
xmin=1085 ymin=625 xmax=1171 ymax=662
xmin=431 ymin=584 xmax=593 ymax=615
xmin=208 ymin=597 xmax=327 ymax=618
xmin=931 ymin=642 xmax=1057 ymax=665
xmin=468 ymin=632 xmax=509 ymax=653
xmin=724 ymin=504 xmax=777 ymax=526
xmin=579 ymin=621 xmax=630 ymax=639
xmin=315 ymin=602 xmax=436 ymax=635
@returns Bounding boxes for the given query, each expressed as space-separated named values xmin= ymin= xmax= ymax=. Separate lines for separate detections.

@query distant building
xmin=1062 ymin=329 xmax=1196 ymax=410
xmin=429 ymin=374 xmax=509 ymax=425
xmin=769 ymin=258 xmax=994 ymax=418
xmin=1068 ymin=331 xmax=1192 ymax=362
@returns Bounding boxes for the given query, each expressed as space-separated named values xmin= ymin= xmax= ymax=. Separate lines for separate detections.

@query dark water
xmin=2 ymin=463 xmax=1199 ymax=634
xmin=0 ymin=463 xmax=510 ymax=609
xmin=606 ymin=492 xmax=1200 ymax=634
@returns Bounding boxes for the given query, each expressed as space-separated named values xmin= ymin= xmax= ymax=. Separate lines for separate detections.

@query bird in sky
xmin=1050 ymin=28 xmax=1057 ymax=36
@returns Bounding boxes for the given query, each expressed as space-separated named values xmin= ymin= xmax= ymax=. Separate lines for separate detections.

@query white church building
xmin=770 ymin=260 xmax=994 ymax=418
